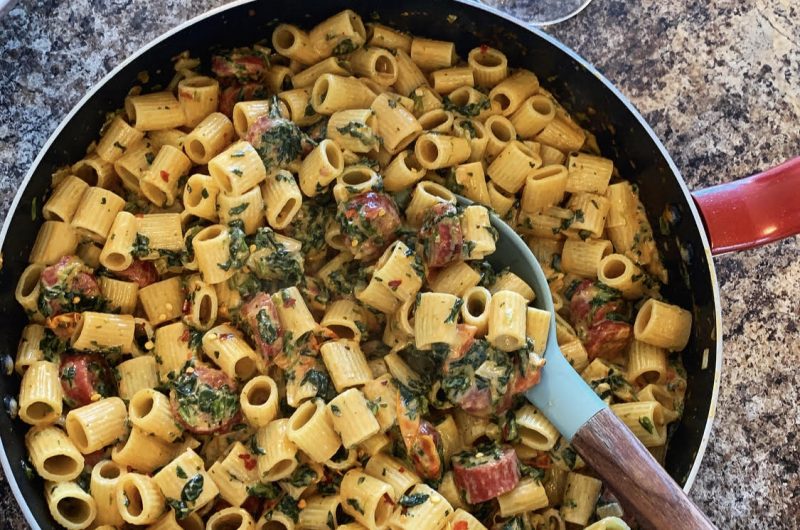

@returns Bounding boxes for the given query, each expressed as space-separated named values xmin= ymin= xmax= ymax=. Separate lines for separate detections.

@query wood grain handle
xmin=572 ymin=408 xmax=716 ymax=530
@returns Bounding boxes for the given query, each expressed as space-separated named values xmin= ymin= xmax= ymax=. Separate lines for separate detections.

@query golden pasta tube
xmin=177 ymin=75 xmax=220 ymax=128
xmin=99 ymin=211 xmax=137 ymax=271
xmin=207 ymin=508 xmax=255 ymax=530
xmin=460 ymin=204 xmax=497 ymax=260
xmin=240 ymin=375 xmax=279 ymax=427
xmin=256 ymin=418 xmax=298 ymax=481
xmin=26 ymin=426 xmax=84 ymax=481
xmin=597 ymin=253 xmax=645 ymax=299
xmin=153 ymin=321 xmax=194 ymax=382
xmin=291 ymin=57 xmax=350 ymax=89
xmin=488 ymin=69 xmax=540 ymax=116
xmin=383 ymin=150 xmax=425 ymax=192
xmin=272 ymin=24 xmax=323 ymax=65
xmin=208 ymin=442 xmax=260 ymax=507
xmin=262 ymin=169 xmax=303 ymax=229
xmin=360 ymin=431 xmax=391 ymax=456
xmin=129 ymin=388 xmax=182 ymax=442
xmin=70 ymin=152 xmax=116 ymax=188
xmin=453 ymin=118 xmax=488 ymax=163
xmin=490 ymin=271 xmax=535 ymax=302
xmin=361 ymin=373 xmax=398 ymax=432
xmin=431 ymin=66 xmax=474 ymax=94
xmin=232 ymin=100 xmax=271 ymax=138
xmin=366 ymin=22 xmax=412 ymax=52
xmin=561 ymin=239 xmax=613 ymax=278
xmin=414 ymin=292 xmax=461 ymax=350
xmin=15 ymin=324 xmax=45 ymax=374
xmin=96 ymin=115 xmax=146 ymax=163
xmin=634 ymin=299 xmax=692 ymax=351
xmin=332 ymin=165 xmax=382 ymax=203
xmin=327 ymin=108 xmax=381 ymax=153
xmin=153 ymin=449 xmax=218 ymax=515
xmin=487 ymin=140 xmax=541 ymax=194
xmin=328 ymin=388 xmax=381 ymax=447
xmin=566 ymin=152 xmax=614 ymax=194
xmin=114 ymin=141 xmax=154 ymax=192
xmin=297 ymin=495 xmax=343 ymax=529
xmin=429 ymin=261 xmax=481 ymax=297
xmin=483 ymin=115 xmax=516 ymax=160
xmin=273 ymin=286 xmax=317 ymax=338
xmin=70 ymin=186 xmax=126 ymax=243
xmin=364 ymin=452 xmax=421 ymax=502
xmin=394 ymin=49 xmax=428 ymax=96
xmin=535 ymin=115 xmax=586 ymax=153
xmin=371 ymin=93 xmax=423 ymax=154
xmin=311 ymin=74 xmax=376 ymax=115
xmin=203 ymin=323 xmax=260 ymax=381
xmin=637 ymin=384 xmax=680 ymax=424
xmin=308 ymin=9 xmax=367 ymax=57
xmin=65 ymin=397 xmax=127 ymax=453
xmin=90 ymin=460 xmax=127 ymax=527
xmin=320 ymin=299 xmax=367 ymax=342
xmin=45 ymin=480 xmax=97 ymax=530
xmin=139 ymin=276 xmax=184 ymax=326
xmin=565 ymin=192 xmax=610 ymax=239
xmin=461 ymin=286 xmax=491 ymax=337
xmin=278 ymin=87 xmax=321 ymax=127
xmin=497 ymin=477 xmax=549 ymax=516
xmin=116 ymin=356 xmax=159 ymax=400
xmin=111 ymin=426 xmax=177 ymax=473
xmin=139 ymin=145 xmax=192 ymax=207
xmin=19 ymin=360 xmax=62 ymax=426
xmin=373 ymin=241 xmax=424 ymax=302
xmin=468 ymin=46 xmax=508 ymax=87
xmin=526 ymin=307 xmax=551 ymax=355
xmin=320 ymin=340 xmax=372 ymax=392
xmin=560 ymin=339 xmax=589 ymax=371
xmin=208 ymin=140 xmax=267 ymax=196
xmin=340 ymin=469 xmax=395 ymax=529
xmin=299 ymin=139 xmax=345 ymax=197
xmin=15 ymin=263 xmax=43 ymax=318
xmin=414 ymin=133 xmax=470 ymax=169
xmin=417 ymin=108 xmax=454 ymax=133
xmin=511 ymin=94 xmax=556 ymax=138
xmin=410 ymin=37 xmax=456 ymax=71
xmin=521 ymin=164 xmax=568 ymax=214
xmin=125 ymin=91 xmax=185 ymax=130
xmin=183 ymin=173 xmax=220 ymax=221
xmin=453 ymin=161 xmax=490 ymax=205
xmin=115 ymin=472 xmax=166 ymax=525
xmin=193 ymin=224 xmax=236 ymax=285
xmin=148 ymin=128 xmax=186 ymax=151
xmin=515 ymin=404 xmax=560 ymax=451
xmin=627 ymin=339 xmax=668 ymax=386
xmin=389 ymin=483 xmax=452 ymax=530
xmin=43 ymin=174 xmax=89 ymax=222
xmin=184 ymin=112 xmax=236 ymax=165
xmin=350 ymin=46 xmax=398 ymax=86
xmin=287 ymin=398 xmax=342 ymax=463
xmin=99 ymin=276 xmax=139 ymax=314
xmin=217 ymin=185 xmax=265 ymax=235
xmin=487 ymin=290 xmax=527 ymax=352
xmin=405 ymin=180 xmax=456 ymax=227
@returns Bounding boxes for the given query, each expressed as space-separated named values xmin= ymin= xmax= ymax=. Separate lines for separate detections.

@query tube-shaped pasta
xmin=429 ymin=261 xmax=480 ymax=297
xmin=116 ymin=356 xmax=159 ymax=400
xmin=148 ymin=128 xmax=186 ymax=151
xmin=627 ymin=340 xmax=668 ymax=386
xmin=308 ymin=9 xmax=366 ymax=57
xmin=563 ymin=192 xmax=610 ymax=239
xmin=182 ymin=274 xmax=218 ymax=330
xmin=340 ymin=469 xmax=395 ymax=529
xmin=526 ymin=307 xmax=551 ymax=355
xmin=515 ymin=404 xmax=560 ymax=451
xmin=566 ymin=152 xmax=614 ymax=194
xmin=560 ymin=472 xmax=603 ymax=526
xmin=262 ymin=169 xmax=303 ymax=229
xmin=417 ymin=108 xmax=454 ymax=133
xmin=184 ymin=112 xmax=236 ymax=165
xmin=129 ymin=388 xmax=182 ymax=442
xmin=209 ymin=140 xmax=267 ymax=196
xmin=149 ymin=510 xmax=204 ymax=530
xmin=497 ymin=477 xmax=549 ymax=517
xmin=287 ymin=398 xmax=342 ymax=463
xmin=490 ymin=271 xmax=535 ymax=302
xmin=65 ymin=397 xmax=127 ymax=453
xmin=511 ymin=94 xmax=556 ymax=138
xmin=393 ymin=49 xmax=428 ymax=96
xmin=328 ymin=108 xmax=381 ymax=153
xmin=207 ymin=508 xmax=255 ymax=530
xmin=320 ymin=340 xmax=373 ymax=392
xmin=535 ymin=115 xmax=586 ymax=153
xmin=111 ymin=426 xmax=176 ymax=473
xmin=46 ymin=480 xmax=97 ymax=530
xmin=43 ymin=174 xmax=89 ymax=222
xmin=113 ymin=141 xmax=154 ymax=192
xmin=99 ymin=277 xmax=139 ymax=314
xmin=637 ymin=384 xmax=680 ymax=424
xmin=125 ymin=91 xmax=185 ymax=130
xmin=364 ymin=452 xmax=421 ymax=502
xmin=561 ymin=239 xmax=613 ymax=278
xmin=26 ymin=426 xmax=85 ymax=481
xmin=299 ymin=139 xmax=344 ymax=196
xmin=177 ymin=75 xmax=220 ymax=128
xmin=382 ymin=150 xmax=425 ymax=192
xmin=483 ymin=115 xmax=516 ymax=160
xmin=410 ymin=37 xmax=455 ymax=71
xmin=414 ymin=292 xmax=461 ymax=350
xmin=208 ymin=442 xmax=260 ymax=507
xmin=69 ymin=153 xmax=115 ymax=188
xmin=70 ymin=186 xmax=126 ymax=243
xmin=405 ymin=180 xmax=456 ymax=227
xmin=373 ymin=241 xmax=423 ymax=302
xmin=240 ymin=375 xmax=279 ymax=427
xmin=350 ymin=46 xmax=398 ymax=86
xmin=90 ymin=460 xmax=127 ymax=527
xmin=634 ymin=299 xmax=692 ymax=351
xmin=153 ymin=449 xmax=218 ymax=515
xmin=371 ymin=93 xmax=422 ymax=154
xmin=360 ymin=431 xmax=391 ymax=457
xmin=278 ymin=87 xmax=321 ymax=127
xmin=521 ymin=165 xmax=569 ymax=214
xmin=256 ymin=418 xmax=298 ymax=481
xmin=273 ymin=286 xmax=317 ymax=338
xmin=487 ymin=290 xmax=527 ymax=352
xmin=15 ymin=263 xmax=43 ymax=318
xmin=431 ymin=66 xmax=474 ymax=94
xmin=414 ymin=133 xmax=470 ymax=169
xmin=320 ymin=299 xmax=367 ymax=342
xmin=203 ymin=323 xmax=260 ymax=381
xmin=232 ymin=100 xmax=271 ymax=138
xmin=29 ymin=221 xmax=79 ymax=265
xmin=311 ymin=74 xmax=376 ymax=115
xmin=467 ymin=46 xmax=508 ymax=87
xmin=217 ymin=185 xmax=265 ymax=235
xmin=487 ymin=140 xmax=541 ymax=194
xmin=332 ymin=165 xmax=382 ymax=203
xmin=139 ymin=145 xmax=192 ymax=207
xmin=139 ymin=277 xmax=184 ymax=326
xmin=454 ymin=161 xmax=490 ymax=205
xmin=488 ymin=69 xmax=540 ymax=116
xmin=115 ymin=472 xmax=165 ymax=525
xmin=15 ymin=324 xmax=45 ymax=374
xmin=367 ymin=22 xmax=412 ymax=52
xmin=461 ymin=286 xmax=491 ymax=337
xmin=361 ymin=373 xmax=399 ymax=432
xmin=610 ymin=401 xmax=668 ymax=447
xmin=597 ymin=253 xmax=645 ymax=299
xmin=460 ymin=204 xmax=497 ymax=260
xmin=19 ymin=360 xmax=62 ymax=426
xmin=291 ymin=57 xmax=350 ymax=89
xmin=272 ymin=24 xmax=323 ymax=65
xmin=560 ymin=339 xmax=589 ymax=371
xmin=96 ymin=116 xmax=146 ymax=163
xmin=328 ymin=388 xmax=381 ymax=448
xmin=153 ymin=321 xmax=195 ymax=383
xmin=453 ymin=118 xmax=488 ymax=163
xmin=193 ymin=224 xmax=236 ymax=285
xmin=389 ymin=483 xmax=452 ymax=530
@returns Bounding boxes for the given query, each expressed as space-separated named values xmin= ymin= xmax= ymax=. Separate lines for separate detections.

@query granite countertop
xmin=0 ymin=1 xmax=798 ymax=528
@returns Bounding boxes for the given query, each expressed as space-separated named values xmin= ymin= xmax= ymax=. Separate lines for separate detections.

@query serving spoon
xmin=482 ymin=203 xmax=716 ymax=529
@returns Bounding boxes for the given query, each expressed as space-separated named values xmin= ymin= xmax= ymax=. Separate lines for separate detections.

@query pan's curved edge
xmin=454 ymin=0 xmax=722 ymax=492
xmin=0 ymin=2 xmax=257 ymax=528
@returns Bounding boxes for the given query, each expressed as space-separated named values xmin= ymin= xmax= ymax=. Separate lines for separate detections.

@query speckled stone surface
xmin=0 ymin=0 xmax=798 ymax=528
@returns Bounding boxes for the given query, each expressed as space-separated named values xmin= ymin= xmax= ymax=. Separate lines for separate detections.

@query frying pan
xmin=1 ymin=0 xmax=798 ymax=528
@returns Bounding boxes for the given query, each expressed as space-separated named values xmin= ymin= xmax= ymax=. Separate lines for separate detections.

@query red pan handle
xmin=692 ymin=157 xmax=800 ymax=255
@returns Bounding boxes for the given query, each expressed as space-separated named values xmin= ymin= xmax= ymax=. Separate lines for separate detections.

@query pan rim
xmin=0 ymin=1 xmax=722 ymax=527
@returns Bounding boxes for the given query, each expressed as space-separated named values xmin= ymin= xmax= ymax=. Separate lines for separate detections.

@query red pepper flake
xmin=383 ymin=493 xmax=395 ymax=505
xmin=238 ymin=453 xmax=257 ymax=470
xmin=284 ymin=297 xmax=296 ymax=308
xmin=219 ymin=333 xmax=235 ymax=341
xmin=480 ymin=43 xmax=489 ymax=53
xmin=180 ymin=329 xmax=190 ymax=342
xmin=398 ymin=466 xmax=405 ymax=473
xmin=454 ymin=521 xmax=468 ymax=530
xmin=160 ymin=170 xmax=170 ymax=182
xmin=388 ymin=279 xmax=402 ymax=290
xmin=182 ymin=299 xmax=191 ymax=314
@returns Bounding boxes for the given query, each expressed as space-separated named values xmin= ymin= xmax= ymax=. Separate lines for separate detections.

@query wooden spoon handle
xmin=571 ymin=408 xmax=716 ymax=530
